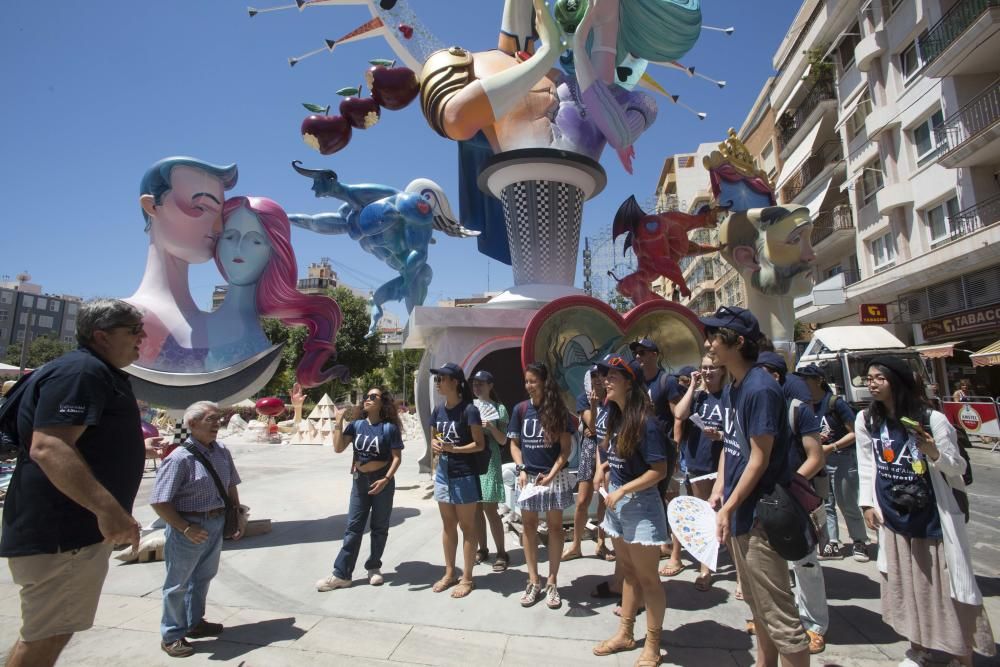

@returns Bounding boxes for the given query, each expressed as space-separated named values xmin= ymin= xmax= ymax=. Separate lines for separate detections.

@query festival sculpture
xmin=125 ymin=157 xmax=344 ymax=408
xmin=288 ymin=161 xmax=479 ymax=337
xmin=611 ymin=196 xmax=723 ymax=304
xmin=705 ymin=130 xmax=817 ymax=353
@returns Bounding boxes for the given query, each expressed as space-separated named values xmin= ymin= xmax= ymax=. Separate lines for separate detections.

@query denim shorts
xmin=601 ymin=484 xmax=668 ymax=546
xmin=434 ymin=463 xmax=481 ymax=505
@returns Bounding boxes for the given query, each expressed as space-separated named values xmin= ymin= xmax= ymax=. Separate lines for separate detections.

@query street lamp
xmin=15 ymin=272 xmax=34 ymax=377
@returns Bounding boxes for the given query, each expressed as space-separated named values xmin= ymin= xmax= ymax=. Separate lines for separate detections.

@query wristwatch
xmin=515 ymin=464 xmax=526 ymax=474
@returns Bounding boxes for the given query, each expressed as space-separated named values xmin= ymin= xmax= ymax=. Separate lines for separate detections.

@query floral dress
xmin=478 ymin=401 xmax=508 ymax=503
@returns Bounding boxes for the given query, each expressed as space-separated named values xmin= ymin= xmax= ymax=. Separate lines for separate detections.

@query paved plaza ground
xmin=1 ymin=435 xmax=998 ymax=666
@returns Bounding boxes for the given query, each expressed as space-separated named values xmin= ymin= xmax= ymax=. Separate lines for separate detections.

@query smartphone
xmin=899 ymin=417 xmax=924 ymax=434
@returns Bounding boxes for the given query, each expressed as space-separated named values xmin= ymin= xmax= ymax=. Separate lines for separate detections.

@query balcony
xmin=865 ymin=104 xmax=902 ymax=139
xmin=936 ymin=81 xmax=1000 ymax=168
xmin=811 ymin=204 xmax=855 ymax=250
xmin=944 ymin=192 xmax=1000 ymax=242
xmin=776 ymin=79 xmax=838 ymax=158
xmin=876 ymin=181 xmax=914 ymax=215
xmin=920 ymin=0 xmax=1000 ymax=77
xmin=854 ymin=28 xmax=887 ymax=72
xmin=779 ymin=140 xmax=844 ymax=203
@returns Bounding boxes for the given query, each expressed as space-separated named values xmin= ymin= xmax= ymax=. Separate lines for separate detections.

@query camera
xmin=888 ymin=481 xmax=930 ymax=512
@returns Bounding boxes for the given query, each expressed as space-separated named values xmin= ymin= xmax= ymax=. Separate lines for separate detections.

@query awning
xmin=799 ymin=175 xmax=834 ymax=219
xmin=775 ymin=66 xmax=809 ymax=119
xmin=775 ymin=122 xmax=824 ymax=192
xmin=913 ymin=341 xmax=961 ymax=359
xmin=970 ymin=339 xmax=1000 ymax=367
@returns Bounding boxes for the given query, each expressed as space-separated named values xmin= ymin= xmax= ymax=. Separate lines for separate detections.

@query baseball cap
xmin=628 ymin=338 xmax=659 ymax=354
xmin=596 ymin=354 xmax=643 ymax=385
xmin=756 ymin=352 xmax=787 ymax=376
xmin=471 ymin=370 xmax=494 ymax=383
xmin=677 ymin=365 xmax=697 ymax=377
xmin=793 ymin=363 xmax=825 ymax=379
xmin=699 ymin=306 xmax=762 ymax=340
xmin=430 ymin=362 xmax=467 ymax=383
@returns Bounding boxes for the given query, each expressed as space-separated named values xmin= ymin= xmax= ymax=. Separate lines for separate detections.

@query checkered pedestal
xmin=478 ymin=149 xmax=606 ymax=289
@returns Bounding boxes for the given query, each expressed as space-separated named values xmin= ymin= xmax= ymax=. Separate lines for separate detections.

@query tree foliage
xmin=3 ymin=335 xmax=73 ymax=369
xmin=384 ymin=349 xmax=423 ymax=404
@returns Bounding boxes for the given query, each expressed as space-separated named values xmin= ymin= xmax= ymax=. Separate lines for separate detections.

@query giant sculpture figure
xmin=288 ymin=162 xmax=479 ymax=337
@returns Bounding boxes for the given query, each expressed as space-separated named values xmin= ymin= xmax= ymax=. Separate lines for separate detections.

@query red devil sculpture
xmin=612 ymin=196 xmax=723 ymax=304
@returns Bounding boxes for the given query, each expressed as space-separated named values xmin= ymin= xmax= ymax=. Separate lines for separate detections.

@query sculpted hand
xmin=291 ymin=383 xmax=306 ymax=407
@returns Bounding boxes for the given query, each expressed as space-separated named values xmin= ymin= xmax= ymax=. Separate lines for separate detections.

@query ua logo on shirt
xmin=435 ymin=421 xmax=460 ymax=443
xmin=522 ymin=419 xmax=544 ymax=441
xmin=355 ymin=434 xmax=380 ymax=453
xmin=699 ymin=402 xmax=723 ymax=422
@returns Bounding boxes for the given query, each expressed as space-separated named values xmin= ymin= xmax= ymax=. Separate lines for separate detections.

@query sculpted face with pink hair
xmin=209 ymin=196 xmax=346 ymax=385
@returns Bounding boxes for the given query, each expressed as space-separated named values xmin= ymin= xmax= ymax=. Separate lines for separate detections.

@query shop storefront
xmin=918 ymin=303 xmax=1000 ymax=399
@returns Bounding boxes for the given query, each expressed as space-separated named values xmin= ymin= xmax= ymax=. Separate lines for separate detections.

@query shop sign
xmin=859 ymin=303 xmax=889 ymax=324
xmin=942 ymin=400 xmax=1000 ymax=438
xmin=921 ymin=304 xmax=1000 ymax=341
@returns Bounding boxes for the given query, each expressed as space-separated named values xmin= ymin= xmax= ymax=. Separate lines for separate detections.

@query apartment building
xmin=0 ymin=279 xmax=82 ymax=360
xmin=777 ymin=0 xmax=999 ymax=393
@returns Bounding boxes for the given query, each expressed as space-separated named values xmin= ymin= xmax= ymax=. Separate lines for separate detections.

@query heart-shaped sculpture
xmin=522 ymin=296 xmax=705 ymax=407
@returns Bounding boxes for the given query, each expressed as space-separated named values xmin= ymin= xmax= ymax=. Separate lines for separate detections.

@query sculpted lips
xmin=232 ymin=257 xmax=245 ymax=264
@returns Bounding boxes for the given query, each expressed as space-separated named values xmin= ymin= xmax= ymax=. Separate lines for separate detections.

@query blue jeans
xmin=333 ymin=470 xmax=395 ymax=579
xmin=825 ymin=448 xmax=869 ymax=544
xmin=161 ymin=513 xmax=224 ymax=642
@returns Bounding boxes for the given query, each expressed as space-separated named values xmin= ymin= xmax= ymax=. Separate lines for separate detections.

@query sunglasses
xmin=603 ymin=356 xmax=637 ymax=382
xmin=364 ymin=393 xmax=382 ymax=402
xmin=433 ymin=376 xmax=449 ymax=384
xmin=111 ymin=322 xmax=145 ymax=336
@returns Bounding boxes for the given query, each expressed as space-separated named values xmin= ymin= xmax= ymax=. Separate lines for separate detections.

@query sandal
xmin=492 ymin=553 xmax=509 ymax=572
xmin=545 ymin=584 xmax=561 ymax=609
xmin=590 ymin=581 xmax=620 ymax=599
xmin=734 ymin=586 xmax=744 ymax=601
xmin=432 ymin=576 xmax=458 ymax=593
xmin=596 ymin=544 xmax=616 ymax=562
xmin=694 ymin=573 xmax=712 ymax=592
xmin=561 ymin=548 xmax=582 ymax=561
xmin=658 ymin=562 xmax=686 ymax=577
xmin=520 ymin=582 xmax=542 ymax=607
xmin=451 ymin=580 xmax=475 ymax=598
xmin=475 ymin=548 xmax=489 ymax=564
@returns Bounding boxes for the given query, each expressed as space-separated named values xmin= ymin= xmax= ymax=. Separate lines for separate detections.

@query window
xmin=67 ymin=303 xmax=78 ymax=315
xmin=63 ymin=336 xmax=74 ymax=344
xmin=37 ymin=315 xmax=54 ymax=329
xmin=36 ymin=297 xmax=47 ymax=312
xmin=911 ymin=109 xmax=946 ymax=165
xmin=837 ymin=23 xmax=861 ymax=71
xmin=21 ymin=295 xmax=33 ymax=308
xmin=0 ymin=312 xmax=6 ymax=322
xmin=759 ymin=140 xmax=776 ymax=179
xmin=49 ymin=300 xmax=60 ymax=312
xmin=18 ymin=313 xmax=27 ymax=325
xmin=859 ymin=158 xmax=884 ymax=205
xmin=846 ymin=92 xmax=873 ymax=141
xmin=899 ymin=32 xmax=928 ymax=81
xmin=870 ymin=232 xmax=897 ymax=270
xmin=824 ymin=265 xmax=845 ymax=280
xmin=926 ymin=196 xmax=960 ymax=245
xmin=0 ymin=291 xmax=11 ymax=304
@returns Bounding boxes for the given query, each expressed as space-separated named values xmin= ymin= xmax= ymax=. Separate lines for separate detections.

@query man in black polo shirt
xmin=1 ymin=299 xmax=152 ymax=667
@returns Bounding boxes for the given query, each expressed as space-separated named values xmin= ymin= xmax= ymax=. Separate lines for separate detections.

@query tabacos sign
xmin=921 ymin=304 xmax=1000 ymax=341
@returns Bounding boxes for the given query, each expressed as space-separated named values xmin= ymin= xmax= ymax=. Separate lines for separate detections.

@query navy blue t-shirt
xmin=788 ymin=401 xmax=822 ymax=473
xmin=507 ymin=400 xmax=574 ymax=475
xmin=430 ymin=402 xmax=482 ymax=478
xmin=722 ymin=366 xmax=792 ymax=537
xmin=870 ymin=417 xmax=941 ymax=539
xmin=647 ymin=369 xmax=682 ymax=425
xmin=783 ymin=373 xmax=812 ymax=402
xmin=682 ymin=390 xmax=724 ymax=475
xmin=576 ymin=392 xmax=609 ymax=462
xmin=343 ymin=418 xmax=404 ymax=466
xmin=608 ymin=416 xmax=667 ymax=486
xmin=814 ymin=392 xmax=855 ymax=447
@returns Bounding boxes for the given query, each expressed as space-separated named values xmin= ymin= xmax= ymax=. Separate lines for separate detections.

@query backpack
xmin=864 ymin=408 xmax=970 ymax=522
xmin=822 ymin=393 xmax=845 ymax=436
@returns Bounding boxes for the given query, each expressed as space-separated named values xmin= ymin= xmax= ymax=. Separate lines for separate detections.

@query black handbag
xmin=183 ymin=444 xmax=242 ymax=538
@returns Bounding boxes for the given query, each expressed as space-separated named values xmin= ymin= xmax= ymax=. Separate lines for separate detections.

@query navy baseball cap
xmin=596 ymin=354 xmax=644 ymax=385
xmin=430 ymin=363 xmax=466 ymax=383
xmin=793 ymin=363 xmax=825 ymax=379
xmin=700 ymin=306 xmax=762 ymax=340
xmin=677 ymin=365 xmax=697 ymax=377
xmin=757 ymin=352 xmax=787 ymax=375
xmin=471 ymin=370 xmax=494 ymax=383
xmin=628 ymin=338 xmax=659 ymax=353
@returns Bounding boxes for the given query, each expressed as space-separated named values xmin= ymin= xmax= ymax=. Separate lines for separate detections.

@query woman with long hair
xmin=672 ymin=354 xmax=727 ymax=592
xmin=470 ymin=371 xmax=510 ymax=573
xmin=563 ymin=365 xmax=613 ymax=561
xmin=317 ymin=387 xmax=404 ymax=591
xmin=429 ymin=363 xmax=485 ymax=598
xmin=593 ymin=355 xmax=668 ymax=667
xmin=857 ymin=356 xmax=994 ymax=666
xmin=214 ymin=196 xmax=345 ymax=385
xmin=508 ymin=362 xmax=574 ymax=609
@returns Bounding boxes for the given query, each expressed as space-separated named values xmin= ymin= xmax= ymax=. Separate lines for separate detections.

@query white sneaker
xmin=316 ymin=575 xmax=351 ymax=592
xmin=368 ymin=569 xmax=384 ymax=586
xmin=498 ymin=504 xmax=511 ymax=516
xmin=898 ymin=648 xmax=931 ymax=667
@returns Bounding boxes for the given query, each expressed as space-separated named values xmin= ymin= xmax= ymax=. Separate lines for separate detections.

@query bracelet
xmin=182 ymin=525 xmax=191 ymax=535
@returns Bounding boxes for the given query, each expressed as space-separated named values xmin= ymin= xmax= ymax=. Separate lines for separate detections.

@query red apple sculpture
xmin=300 ymin=105 xmax=352 ymax=155
xmin=365 ymin=59 xmax=419 ymax=111
xmin=336 ymin=86 xmax=381 ymax=129
xmin=255 ymin=397 xmax=285 ymax=418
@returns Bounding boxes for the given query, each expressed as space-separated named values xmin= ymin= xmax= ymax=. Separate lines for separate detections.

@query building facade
xmin=0 ymin=279 xmax=82 ymax=360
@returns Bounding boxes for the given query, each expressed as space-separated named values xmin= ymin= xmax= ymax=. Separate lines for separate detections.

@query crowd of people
xmin=0 ymin=299 xmax=995 ymax=666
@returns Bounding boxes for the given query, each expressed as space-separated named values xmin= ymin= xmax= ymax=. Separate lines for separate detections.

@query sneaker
xmin=898 ymin=647 xmax=931 ymax=667
xmin=161 ymin=639 xmax=194 ymax=658
xmin=186 ymin=620 xmax=223 ymax=638
xmin=852 ymin=541 xmax=870 ymax=563
xmin=316 ymin=575 xmax=352 ymax=592
xmin=819 ymin=542 xmax=843 ymax=560
xmin=806 ymin=630 xmax=825 ymax=654
xmin=498 ymin=504 xmax=511 ymax=517
xmin=545 ymin=584 xmax=562 ymax=609
xmin=368 ymin=569 xmax=384 ymax=586
xmin=520 ymin=582 xmax=542 ymax=607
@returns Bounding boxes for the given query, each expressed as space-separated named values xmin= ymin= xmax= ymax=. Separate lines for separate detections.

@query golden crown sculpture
xmin=702 ymin=128 xmax=774 ymax=191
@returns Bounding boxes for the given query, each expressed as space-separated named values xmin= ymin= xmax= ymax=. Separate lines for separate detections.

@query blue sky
xmin=0 ymin=1 xmax=799 ymax=323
